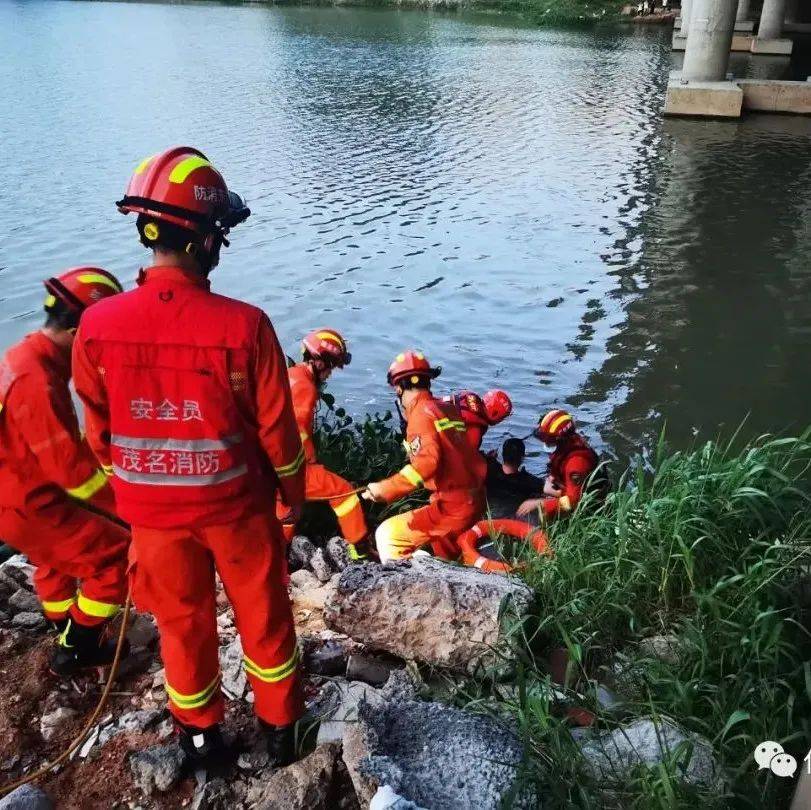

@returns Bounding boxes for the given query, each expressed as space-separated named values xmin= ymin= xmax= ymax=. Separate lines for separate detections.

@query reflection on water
xmin=0 ymin=1 xmax=809 ymax=468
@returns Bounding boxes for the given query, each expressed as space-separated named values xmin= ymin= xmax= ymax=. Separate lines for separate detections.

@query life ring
xmin=456 ymin=519 xmax=550 ymax=574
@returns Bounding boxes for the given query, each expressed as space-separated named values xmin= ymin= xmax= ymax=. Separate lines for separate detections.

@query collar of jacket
xmin=136 ymin=265 xmax=211 ymax=291
xmin=404 ymin=388 xmax=432 ymax=418
xmin=33 ymin=330 xmax=71 ymax=382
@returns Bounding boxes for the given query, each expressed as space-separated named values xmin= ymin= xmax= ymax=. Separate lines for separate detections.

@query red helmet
xmin=483 ymin=390 xmax=512 ymax=425
xmin=453 ymin=391 xmax=488 ymax=426
xmin=117 ymin=146 xmax=250 ymax=247
xmin=302 ymin=328 xmax=351 ymax=367
xmin=387 ymin=350 xmax=441 ymax=387
xmin=44 ymin=267 xmax=123 ymax=315
xmin=534 ymin=409 xmax=575 ymax=444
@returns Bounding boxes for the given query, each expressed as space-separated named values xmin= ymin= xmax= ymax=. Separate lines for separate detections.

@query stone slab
xmin=738 ymin=79 xmax=811 ymax=114
xmin=751 ymin=38 xmax=793 ymax=56
xmin=672 ymin=32 xmax=687 ymax=51
xmin=733 ymin=20 xmax=754 ymax=32
xmin=664 ymin=78 xmax=743 ymax=118
xmin=731 ymin=33 xmax=754 ymax=51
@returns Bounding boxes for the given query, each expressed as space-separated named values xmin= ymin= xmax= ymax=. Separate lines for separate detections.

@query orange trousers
xmin=374 ymin=493 xmax=484 ymax=562
xmin=0 ymin=499 xmax=129 ymax=626
xmin=130 ymin=509 xmax=302 ymax=729
xmin=278 ymin=462 xmax=367 ymax=544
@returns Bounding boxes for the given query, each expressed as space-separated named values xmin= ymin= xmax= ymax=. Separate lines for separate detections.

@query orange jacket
xmin=73 ymin=266 xmax=305 ymax=529
xmin=376 ymin=390 xmax=487 ymax=503
xmin=288 ymin=363 xmax=319 ymax=464
xmin=0 ymin=332 xmax=114 ymax=513
xmin=542 ymin=434 xmax=598 ymax=518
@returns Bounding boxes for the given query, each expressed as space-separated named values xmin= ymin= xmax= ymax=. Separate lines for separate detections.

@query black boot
xmin=176 ymin=722 xmax=229 ymax=763
xmin=260 ymin=720 xmax=297 ymax=767
xmin=49 ymin=619 xmax=129 ymax=677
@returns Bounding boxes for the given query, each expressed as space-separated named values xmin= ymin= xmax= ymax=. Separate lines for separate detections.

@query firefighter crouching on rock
xmin=443 ymin=389 xmax=513 ymax=451
xmin=72 ymin=147 xmax=306 ymax=767
xmin=517 ymin=409 xmax=599 ymax=520
xmin=362 ymin=351 xmax=487 ymax=562
xmin=0 ymin=268 xmax=130 ymax=676
xmin=277 ymin=329 xmax=371 ymax=560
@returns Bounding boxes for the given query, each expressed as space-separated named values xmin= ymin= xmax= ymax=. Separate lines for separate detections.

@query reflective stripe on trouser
xmin=0 ymin=500 xmax=128 ymax=627
xmin=131 ymin=509 xmax=303 ymax=728
xmin=276 ymin=463 xmax=368 ymax=544
xmin=374 ymin=498 xmax=484 ymax=563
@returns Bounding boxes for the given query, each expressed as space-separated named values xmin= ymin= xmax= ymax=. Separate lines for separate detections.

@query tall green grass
xmin=502 ymin=432 xmax=811 ymax=808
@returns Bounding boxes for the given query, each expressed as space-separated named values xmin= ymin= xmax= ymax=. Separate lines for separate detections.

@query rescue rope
xmin=306 ymin=486 xmax=367 ymax=502
xmin=0 ymin=593 xmax=132 ymax=798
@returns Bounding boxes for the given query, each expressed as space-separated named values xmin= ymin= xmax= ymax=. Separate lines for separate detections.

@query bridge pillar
xmin=752 ymin=0 xmax=793 ymax=53
xmin=734 ymin=0 xmax=754 ymax=31
xmin=665 ymin=0 xmax=742 ymax=117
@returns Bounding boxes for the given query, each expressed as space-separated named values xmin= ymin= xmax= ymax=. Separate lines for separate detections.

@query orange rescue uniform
xmin=73 ymin=266 xmax=305 ymax=729
xmin=277 ymin=363 xmax=367 ymax=544
xmin=541 ymin=434 xmax=599 ymax=519
xmin=0 ymin=332 xmax=128 ymax=626
xmin=373 ymin=390 xmax=486 ymax=561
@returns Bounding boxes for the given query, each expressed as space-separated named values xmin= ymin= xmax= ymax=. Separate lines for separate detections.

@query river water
xmin=1 ymin=1 xmax=810 ymax=464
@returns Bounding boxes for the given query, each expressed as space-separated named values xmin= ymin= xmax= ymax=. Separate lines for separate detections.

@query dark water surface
xmin=1 ymin=1 xmax=810 ymax=464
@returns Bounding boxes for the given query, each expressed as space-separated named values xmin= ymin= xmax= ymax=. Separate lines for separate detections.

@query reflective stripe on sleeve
xmin=400 ymin=464 xmax=424 ymax=487
xmin=243 ymin=648 xmax=299 ymax=683
xmin=165 ymin=674 xmax=221 ymax=710
xmin=77 ymin=591 xmax=120 ymax=619
xmin=275 ymin=446 xmax=305 ymax=479
xmin=434 ymin=418 xmax=466 ymax=433
xmin=102 ymin=464 xmax=114 ymax=477
xmin=65 ymin=468 xmax=109 ymax=501
xmin=333 ymin=493 xmax=361 ymax=518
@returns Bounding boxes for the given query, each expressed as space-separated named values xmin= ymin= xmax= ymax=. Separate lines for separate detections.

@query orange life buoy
xmin=456 ymin=519 xmax=550 ymax=574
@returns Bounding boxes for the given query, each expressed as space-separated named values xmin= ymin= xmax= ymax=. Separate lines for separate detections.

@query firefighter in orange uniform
xmin=279 ymin=329 xmax=370 ymax=559
xmin=443 ymin=389 xmax=513 ymax=451
xmin=0 ymin=268 xmax=129 ymax=675
xmin=73 ymin=147 xmax=306 ymax=766
xmin=363 ymin=351 xmax=487 ymax=562
xmin=517 ymin=409 xmax=599 ymax=520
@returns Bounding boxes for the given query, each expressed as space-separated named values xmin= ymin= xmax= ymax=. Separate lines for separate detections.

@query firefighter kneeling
xmin=363 ymin=351 xmax=486 ymax=562
xmin=73 ymin=147 xmax=306 ymax=766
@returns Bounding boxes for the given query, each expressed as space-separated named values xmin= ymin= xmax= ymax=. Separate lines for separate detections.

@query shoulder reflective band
xmin=276 ymin=446 xmax=305 ymax=479
xmin=77 ymin=591 xmax=120 ymax=619
xmin=400 ymin=464 xmax=424 ymax=487
xmin=434 ymin=418 xmax=466 ymax=433
xmin=558 ymin=495 xmax=572 ymax=512
xmin=165 ymin=674 xmax=221 ymax=710
xmin=169 ymin=155 xmax=212 ymax=184
xmin=333 ymin=493 xmax=361 ymax=518
xmin=243 ymin=648 xmax=299 ymax=683
xmin=65 ymin=468 xmax=109 ymax=501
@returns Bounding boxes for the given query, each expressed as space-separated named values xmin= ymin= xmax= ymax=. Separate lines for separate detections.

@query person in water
xmin=485 ymin=438 xmax=544 ymax=519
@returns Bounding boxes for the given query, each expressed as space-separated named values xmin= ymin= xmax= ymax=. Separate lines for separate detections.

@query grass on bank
xmin=313 ymin=399 xmax=811 ymax=807
xmin=499 ymin=431 xmax=811 ymax=809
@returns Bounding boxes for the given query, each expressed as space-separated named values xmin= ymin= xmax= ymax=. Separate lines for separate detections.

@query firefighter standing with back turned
xmin=73 ymin=147 xmax=306 ymax=766
xmin=363 ymin=351 xmax=487 ymax=561
xmin=0 ymin=268 xmax=129 ymax=675
xmin=442 ymin=388 xmax=513 ymax=451
xmin=278 ymin=329 xmax=371 ymax=559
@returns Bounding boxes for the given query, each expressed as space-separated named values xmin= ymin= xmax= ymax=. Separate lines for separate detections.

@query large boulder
xmin=345 ymin=699 xmax=535 ymax=810
xmin=324 ymin=558 xmax=532 ymax=672
xmin=0 ymin=785 xmax=52 ymax=810
xmin=579 ymin=716 xmax=720 ymax=788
